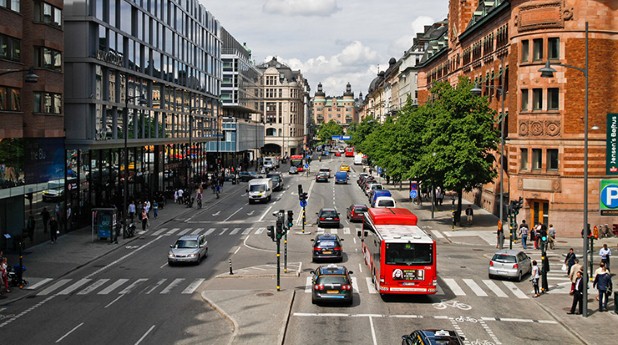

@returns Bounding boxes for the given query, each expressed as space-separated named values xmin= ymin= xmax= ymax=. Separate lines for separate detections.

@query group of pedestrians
xmin=565 ymin=244 xmax=614 ymax=315
xmin=517 ymin=220 xmax=556 ymax=250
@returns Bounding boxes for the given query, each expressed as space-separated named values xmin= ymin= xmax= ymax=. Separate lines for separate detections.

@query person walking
xmin=565 ymin=248 xmax=577 ymax=278
xmin=49 ymin=216 xmax=59 ymax=244
xmin=568 ymin=270 xmax=584 ymax=315
xmin=599 ymin=243 xmax=611 ymax=271
xmin=519 ymin=220 xmax=529 ymax=250
xmin=593 ymin=265 xmax=612 ymax=312
xmin=1 ymin=257 xmax=9 ymax=293
xmin=153 ymin=201 xmax=159 ymax=219
xmin=496 ymin=220 xmax=504 ymax=249
xmin=531 ymin=260 xmax=541 ymax=297
xmin=568 ymin=258 xmax=583 ymax=295
xmin=465 ymin=205 xmax=473 ymax=226
xmin=548 ymin=224 xmax=556 ymax=250
xmin=141 ymin=209 xmax=148 ymax=231
xmin=128 ymin=201 xmax=136 ymax=222
xmin=41 ymin=207 xmax=50 ymax=233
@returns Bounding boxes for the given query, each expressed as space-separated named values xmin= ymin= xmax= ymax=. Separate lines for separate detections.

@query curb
xmin=280 ymin=289 xmax=296 ymax=345
xmin=200 ymin=291 xmax=239 ymax=345
xmin=535 ymin=301 xmax=587 ymax=345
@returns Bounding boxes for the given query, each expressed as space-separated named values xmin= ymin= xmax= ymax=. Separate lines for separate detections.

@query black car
xmin=315 ymin=172 xmax=329 ymax=182
xmin=310 ymin=264 xmax=353 ymax=306
xmin=401 ymin=329 xmax=465 ymax=345
xmin=267 ymin=172 xmax=284 ymax=191
xmin=311 ymin=233 xmax=343 ymax=262
xmin=316 ymin=208 xmax=340 ymax=228
xmin=238 ymin=171 xmax=258 ymax=182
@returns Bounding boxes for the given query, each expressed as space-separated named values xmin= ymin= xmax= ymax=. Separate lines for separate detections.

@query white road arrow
xmin=247 ymin=210 xmax=255 ymax=216
xmin=212 ymin=211 xmax=221 ymax=216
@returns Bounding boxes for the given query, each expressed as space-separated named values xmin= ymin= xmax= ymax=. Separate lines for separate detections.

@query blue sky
xmin=201 ymin=0 xmax=449 ymax=97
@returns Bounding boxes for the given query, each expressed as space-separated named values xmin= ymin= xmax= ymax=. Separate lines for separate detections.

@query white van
xmin=354 ymin=154 xmax=363 ymax=165
xmin=247 ymin=178 xmax=273 ymax=204
xmin=263 ymin=157 xmax=279 ymax=169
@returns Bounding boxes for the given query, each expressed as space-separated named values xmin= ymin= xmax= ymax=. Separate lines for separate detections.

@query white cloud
xmin=263 ymin=0 xmax=340 ymax=16
xmin=389 ymin=16 xmax=437 ymax=58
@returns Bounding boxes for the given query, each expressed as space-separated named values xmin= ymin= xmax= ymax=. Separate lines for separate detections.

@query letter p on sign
xmin=601 ymin=185 xmax=618 ymax=208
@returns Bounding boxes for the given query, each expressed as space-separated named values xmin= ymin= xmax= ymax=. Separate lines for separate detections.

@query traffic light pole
xmin=276 ymin=237 xmax=281 ymax=291
xmin=541 ymin=239 xmax=549 ymax=292
xmin=284 ymin=232 xmax=288 ymax=273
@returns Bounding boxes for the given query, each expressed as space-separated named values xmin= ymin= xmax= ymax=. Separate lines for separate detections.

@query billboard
xmin=24 ymin=138 xmax=65 ymax=184
xmin=607 ymin=113 xmax=618 ymax=175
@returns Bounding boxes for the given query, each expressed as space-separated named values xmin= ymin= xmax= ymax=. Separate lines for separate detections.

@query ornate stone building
xmin=312 ymin=82 xmax=357 ymax=128
xmin=416 ymin=0 xmax=618 ymax=236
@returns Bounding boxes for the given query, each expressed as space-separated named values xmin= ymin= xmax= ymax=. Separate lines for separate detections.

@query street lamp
xmin=539 ymin=21 xmax=590 ymax=317
xmin=0 ymin=67 xmax=39 ymax=83
xmin=471 ymin=58 xmax=508 ymax=249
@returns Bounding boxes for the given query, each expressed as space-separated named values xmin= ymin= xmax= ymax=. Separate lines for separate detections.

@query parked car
xmin=356 ymin=173 xmax=368 ymax=186
xmin=347 ymin=204 xmax=368 ymax=222
xmin=168 ymin=234 xmax=208 ymax=265
xmin=373 ymin=196 xmax=397 ymax=208
xmin=288 ymin=166 xmax=298 ymax=174
xmin=488 ymin=249 xmax=532 ymax=281
xmin=238 ymin=171 xmax=258 ymax=182
xmin=401 ymin=330 xmax=465 ymax=345
xmin=316 ymin=208 xmax=340 ymax=228
xmin=365 ymin=183 xmax=383 ymax=196
xmin=310 ymin=264 xmax=353 ymax=305
xmin=311 ymin=234 xmax=344 ymax=262
xmin=334 ymin=151 xmax=342 ymax=157
xmin=359 ymin=176 xmax=376 ymax=190
xmin=315 ymin=171 xmax=329 ymax=183
xmin=370 ymin=189 xmax=392 ymax=204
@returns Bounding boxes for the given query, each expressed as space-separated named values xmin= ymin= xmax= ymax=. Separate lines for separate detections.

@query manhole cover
xmin=256 ymin=292 xmax=274 ymax=297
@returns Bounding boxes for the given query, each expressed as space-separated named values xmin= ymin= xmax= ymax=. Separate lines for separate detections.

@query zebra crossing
xmin=304 ymin=276 xmax=535 ymax=298
xmin=144 ymin=226 xmax=354 ymax=237
xmin=25 ymin=277 xmax=206 ymax=296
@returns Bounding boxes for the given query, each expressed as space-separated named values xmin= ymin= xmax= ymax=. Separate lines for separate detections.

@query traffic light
xmin=301 ymin=192 xmax=308 ymax=201
xmin=287 ymin=210 xmax=294 ymax=228
xmin=298 ymin=185 xmax=303 ymax=200
xmin=276 ymin=218 xmax=284 ymax=235
xmin=266 ymin=225 xmax=275 ymax=241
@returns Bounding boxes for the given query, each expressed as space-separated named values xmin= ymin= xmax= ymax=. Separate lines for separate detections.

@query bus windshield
xmin=290 ymin=155 xmax=303 ymax=167
xmin=385 ymin=243 xmax=433 ymax=265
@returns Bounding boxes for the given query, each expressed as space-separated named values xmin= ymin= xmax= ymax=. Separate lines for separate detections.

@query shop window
xmin=520 ymin=148 xmax=528 ymax=170
xmin=532 ymin=149 xmax=542 ymax=170
xmin=547 ymin=149 xmax=558 ymax=171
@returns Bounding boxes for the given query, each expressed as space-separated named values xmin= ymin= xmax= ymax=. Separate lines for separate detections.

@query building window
xmin=0 ymin=86 xmax=21 ymax=111
xmin=33 ymin=92 xmax=62 ymax=114
xmin=547 ymin=149 xmax=559 ymax=171
xmin=532 ymin=88 xmax=542 ymax=110
xmin=266 ymin=128 xmax=276 ymax=136
xmin=547 ymin=88 xmax=559 ymax=110
xmin=0 ymin=33 xmax=21 ymax=62
xmin=548 ymin=38 xmax=560 ymax=60
xmin=532 ymin=149 xmax=542 ymax=170
xmin=0 ymin=0 xmax=20 ymax=13
xmin=520 ymin=148 xmax=528 ymax=170
xmin=521 ymin=40 xmax=529 ymax=62
xmin=34 ymin=46 xmax=62 ymax=71
xmin=533 ymin=39 xmax=543 ymax=61
xmin=34 ymin=1 xmax=62 ymax=27
xmin=521 ymin=89 xmax=529 ymax=111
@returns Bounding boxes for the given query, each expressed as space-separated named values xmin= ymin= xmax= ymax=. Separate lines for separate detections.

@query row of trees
xmin=346 ymin=77 xmax=501 ymax=217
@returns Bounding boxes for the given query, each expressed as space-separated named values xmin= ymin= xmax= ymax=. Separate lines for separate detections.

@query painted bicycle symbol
xmin=454 ymin=315 xmax=478 ymax=323
xmin=0 ymin=314 xmax=16 ymax=320
xmin=432 ymin=299 xmax=472 ymax=310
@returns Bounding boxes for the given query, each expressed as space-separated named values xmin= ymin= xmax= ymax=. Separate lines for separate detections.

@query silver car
xmin=168 ymin=234 xmax=208 ymax=265
xmin=488 ymin=249 xmax=532 ymax=281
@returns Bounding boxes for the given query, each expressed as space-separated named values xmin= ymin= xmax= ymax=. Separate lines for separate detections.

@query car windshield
xmin=316 ymin=240 xmax=337 ymax=248
xmin=320 ymin=211 xmax=337 ymax=217
xmin=316 ymin=276 xmax=348 ymax=285
xmin=354 ymin=207 xmax=367 ymax=213
xmin=268 ymin=175 xmax=280 ymax=182
xmin=175 ymin=240 xmax=198 ymax=248
xmin=250 ymin=185 xmax=266 ymax=192
xmin=385 ymin=243 xmax=433 ymax=265
xmin=377 ymin=200 xmax=395 ymax=207
xmin=492 ymin=254 xmax=517 ymax=263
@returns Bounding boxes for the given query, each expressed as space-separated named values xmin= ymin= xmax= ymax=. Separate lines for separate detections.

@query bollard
xmin=229 ymin=258 xmax=234 ymax=275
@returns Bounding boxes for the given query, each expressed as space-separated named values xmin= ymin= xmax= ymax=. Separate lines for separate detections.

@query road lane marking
xmin=358 ymin=263 xmax=363 ymax=273
xmin=230 ymin=227 xmax=241 ymax=235
xmin=191 ymin=227 xmax=204 ymax=235
xmin=26 ymin=278 xmax=52 ymax=290
xmin=224 ymin=207 xmax=244 ymax=221
xmin=120 ymin=279 xmax=149 ymax=294
xmin=443 ymin=278 xmax=466 ymax=296
xmin=242 ymin=228 xmax=253 ymax=235
xmin=182 ymin=279 xmax=205 ymax=294
xmin=78 ymin=279 xmax=110 ymax=295
xmin=483 ymin=280 xmax=508 ymax=297
xmin=57 ymin=279 xmax=92 ymax=295
xmin=98 ymin=279 xmax=129 ymax=294
xmin=305 ymin=277 xmax=312 ymax=293
xmin=430 ymin=230 xmax=444 ymax=239
xmin=145 ymin=279 xmax=166 ymax=294
xmin=37 ymin=279 xmax=72 ymax=296
xmin=152 ymin=228 xmax=168 ymax=236
xmin=259 ymin=206 xmax=273 ymax=221
xmin=463 ymin=278 xmax=488 ymax=297
xmin=219 ymin=228 xmax=229 ymax=235
xmin=55 ymin=322 xmax=83 ymax=343
xmin=165 ymin=228 xmax=180 ymax=235
xmin=343 ymin=227 xmax=350 ymax=234
xmin=177 ymin=228 xmax=193 ymax=236
xmin=368 ymin=315 xmax=378 ymax=345
xmin=84 ymin=236 xmax=163 ymax=279
xmin=255 ymin=227 xmax=265 ymax=234
xmin=366 ymin=277 xmax=378 ymax=294
xmin=160 ymin=278 xmax=185 ymax=294
xmin=135 ymin=325 xmax=156 ymax=345
xmin=351 ymin=277 xmax=360 ymax=292
xmin=104 ymin=295 xmax=124 ymax=308
xmin=204 ymin=228 xmax=216 ymax=236
xmin=502 ymin=281 xmax=529 ymax=299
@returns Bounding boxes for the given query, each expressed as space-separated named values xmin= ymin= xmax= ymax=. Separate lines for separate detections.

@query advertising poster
xmin=24 ymin=138 xmax=65 ymax=184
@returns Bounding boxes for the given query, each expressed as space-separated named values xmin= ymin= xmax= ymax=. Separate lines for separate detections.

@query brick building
xmin=312 ymin=82 xmax=357 ymax=128
xmin=417 ymin=0 xmax=618 ymax=236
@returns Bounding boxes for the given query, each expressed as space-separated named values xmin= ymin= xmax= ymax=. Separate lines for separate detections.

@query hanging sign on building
xmin=607 ymin=113 xmax=618 ymax=175
xmin=600 ymin=179 xmax=618 ymax=216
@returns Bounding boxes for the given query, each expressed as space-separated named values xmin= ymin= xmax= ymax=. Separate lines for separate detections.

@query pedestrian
xmin=41 ymin=207 xmax=50 ymax=233
xmin=565 ymin=248 xmax=577 ymax=278
xmin=145 ymin=200 xmax=151 ymax=217
xmin=153 ymin=200 xmax=159 ymax=219
xmin=465 ymin=205 xmax=473 ymax=226
xmin=496 ymin=219 xmax=504 ymax=249
xmin=593 ymin=264 xmax=612 ymax=312
xmin=1 ymin=257 xmax=9 ymax=293
xmin=26 ymin=212 xmax=35 ymax=243
xmin=177 ymin=188 xmax=184 ymax=203
xmin=531 ymin=223 xmax=539 ymax=250
xmin=519 ymin=220 xmax=529 ymax=249
xmin=531 ymin=260 xmax=541 ymax=297
xmin=141 ymin=209 xmax=148 ymax=231
xmin=174 ymin=189 xmax=179 ymax=204
xmin=594 ymin=261 xmax=610 ymax=276
xmin=599 ymin=243 xmax=611 ymax=271
xmin=568 ymin=270 xmax=584 ymax=315
xmin=568 ymin=259 xmax=583 ymax=295
xmin=548 ymin=224 xmax=556 ymax=250
xmin=49 ymin=216 xmax=59 ymax=244
xmin=128 ymin=201 xmax=136 ymax=222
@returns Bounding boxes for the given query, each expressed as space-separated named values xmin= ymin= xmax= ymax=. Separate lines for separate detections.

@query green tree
xmin=316 ymin=120 xmax=343 ymax=144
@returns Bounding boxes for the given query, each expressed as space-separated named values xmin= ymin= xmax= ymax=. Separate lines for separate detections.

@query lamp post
xmin=539 ymin=21 xmax=590 ymax=317
xmin=0 ymin=67 xmax=39 ymax=83
xmin=216 ymin=112 xmax=221 ymax=171
xmin=471 ymin=57 xmax=508 ymax=248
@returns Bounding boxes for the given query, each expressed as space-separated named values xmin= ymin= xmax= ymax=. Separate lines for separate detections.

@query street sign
xmin=342 ymin=135 xmax=351 ymax=140
xmin=304 ymin=163 xmax=309 ymax=169
xmin=300 ymin=200 xmax=307 ymax=207
xmin=377 ymin=167 xmax=383 ymax=175
xmin=410 ymin=190 xmax=418 ymax=199
xmin=331 ymin=135 xmax=342 ymax=140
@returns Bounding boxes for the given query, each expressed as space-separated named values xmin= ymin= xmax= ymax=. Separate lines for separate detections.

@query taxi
xmin=339 ymin=164 xmax=350 ymax=172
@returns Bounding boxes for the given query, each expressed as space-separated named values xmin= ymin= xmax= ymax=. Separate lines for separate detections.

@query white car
xmin=168 ymin=234 xmax=208 ymax=265
xmin=373 ymin=196 xmax=396 ymax=208
xmin=365 ymin=183 xmax=383 ymax=196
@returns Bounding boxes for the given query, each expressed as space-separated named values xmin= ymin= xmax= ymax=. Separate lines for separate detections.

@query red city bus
xmin=290 ymin=154 xmax=304 ymax=172
xmin=358 ymin=208 xmax=437 ymax=295
xmin=344 ymin=147 xmax=354 ymax=157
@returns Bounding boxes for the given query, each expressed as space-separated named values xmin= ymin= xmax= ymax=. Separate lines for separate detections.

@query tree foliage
xmin=316 ymin=120 xmax=344 ymax=144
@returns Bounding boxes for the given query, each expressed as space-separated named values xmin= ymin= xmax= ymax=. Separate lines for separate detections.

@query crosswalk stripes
xmin=302 ymin=276 xmax=532 ymax=299
xmin=255 ymin=227 xmax=265 ymax=234
xmin=177 ymin=228 xmax=193 ymax=236
xmin=430 ymin=230 xmax=445 ymax=239
xmin=218 ymin=228 xmax=228 ymax=235
xmin=152 ymin=228 xmax=168 ymax=236
xmin=343 ymin=227 xmax=351 ymax=235
xmin=242 ymin=228 xmax=253 ymax=235
xmin=191 ymin=228 xmax=204 ymax=235
xmin=30 ymin=277 xmax=208 ymax=296
xmin=147 ymin=226 xmax=355 ymax=238
xmin=165 ymin=228 xmax=181 ymax=236
xmin=230 ymin=227 xmax=241 ymax=235
xmin=203 ymin=228 xmax=216 ymax=236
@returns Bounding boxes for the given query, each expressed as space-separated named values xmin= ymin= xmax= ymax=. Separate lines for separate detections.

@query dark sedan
xmin=316 ymin=208 xmax=340 ymax=228
xmin=315 ymin=171 xmax=329 ymax=182
xmin=238 ymin=171 xmax=258 ymax=182
xmin=347 ymin=204 xmax=368 ymax=223
xmin=310 ymin=264 xmax=353 ymax=306
xmin=311 ymin=233 xmax=344 ymax=262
